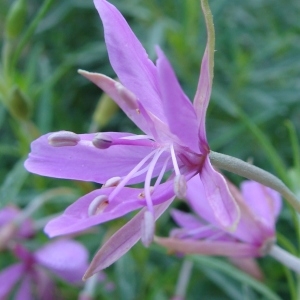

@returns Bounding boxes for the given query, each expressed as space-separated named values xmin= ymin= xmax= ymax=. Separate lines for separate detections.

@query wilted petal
xmin=156 ymin=47 xmax=199 ymax=152
xmin=93 ymin=0 xmax=166 ymax=122
xmin=25 ymin=132 xmax=168 ymax=184
xmin=229 ymin=258 xmax=264 ymax=281
xmin=155 ymin=236 xmax=259 ymax=257
xmin=15 ymin=276 xmax=33 ymax=300
xmin=83 ymin=198 xmax=173 ymax=279
xmin=0 ymin=263 xmax=24 ymax=298
xmin=45 ymin=181 xmax=175 ymax=237
xmin=34 ymin=239 xmax=88 ymax=283
xmin=200 ymin=158 xmax=240 ymax=230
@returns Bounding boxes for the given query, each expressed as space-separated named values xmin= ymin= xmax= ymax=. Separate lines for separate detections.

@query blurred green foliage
xmin=0 ymin=0 xmax=300 ymax=299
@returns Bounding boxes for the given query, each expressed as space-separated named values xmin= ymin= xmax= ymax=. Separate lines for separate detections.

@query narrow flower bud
xmin=5 ymin=0 xmax=27 ymax=39
xmin=48 ymin=131 xmax=80 ymax=147
xmin=8 ymin=86 xmax=31 ymax=120
xmin=115 ymin=82 xmax=139 ymax=110
xmin=174 ymin=175 xmax=187 ymax=199
xmin=88 ymin=195 xmax=109 ymax=217
xmin=103 ymin=177 xmax=121 ymax=188
xmin=92 ymin=133 xmax=112 ymax=149
xmin=141 ymin=211 xmax=155 ymax=247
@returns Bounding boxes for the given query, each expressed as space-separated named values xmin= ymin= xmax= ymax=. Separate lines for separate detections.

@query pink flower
xmin=155 ymin=178 xmax=281 ymax=258
xmin=0 ymin=206 xmax=35 ymax=250
xmin=25 ymin=0 xmax=239 ymax=246
xmin=0 ymin=239 xmax=89 ymax=299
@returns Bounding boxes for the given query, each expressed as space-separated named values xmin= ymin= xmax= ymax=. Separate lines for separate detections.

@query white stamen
xmin=120 ymin=135 xmax=152 ymax=140
xmin=115 ymin=82 xmax=139 ymax=110
xmin=103 ymin=177 xmax=121 ymax=188
xmin=88 ymin=195 xmax=109 ymax=216
xmin=92 ymin=133 xmax=112 ymax=149
xmin=174 ymin=175 xmax=187 ymax=199
xmin=108 ymin=149 xmax=157 ymax=201
xmin=48 ymin=131 xmax=80 ymax=147
xmin=154 ymin=157 xmax=170 ymax=189
xmin=144 ymin=148 xmax=166 ymax=214
xmin=141 ymin=211 xmax=155 ymax=247
xmin=170 ymin=144 xmax=180 ymax=176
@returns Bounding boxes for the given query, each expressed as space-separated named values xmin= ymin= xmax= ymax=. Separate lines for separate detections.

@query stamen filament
xmin=154 ymin=157 xmax=170 ymax=189
xmin=144 ymin=148 xmax=166 ymax=214
xmin=170 ymin=144 xmax=180 ymax=176
xmin=108 ymin=149 xmax=158 ymax=201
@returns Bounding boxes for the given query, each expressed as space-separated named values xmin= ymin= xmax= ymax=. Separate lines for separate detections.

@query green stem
xmin=191 ymin=255 xmax=282 ymax=300
xmin=209 ymin=151 xmax=300 ymax=213
xmin=269 ymin=245 xmax=300 ymax=274
xmin=174 ymin=259 xmax=193 ymax=299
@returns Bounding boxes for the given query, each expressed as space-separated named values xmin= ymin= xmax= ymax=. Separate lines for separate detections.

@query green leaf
xmin=0 ymin=157 xmax=28 ymax=207
xmin=191 ymin=256 xmax=282 ymax=300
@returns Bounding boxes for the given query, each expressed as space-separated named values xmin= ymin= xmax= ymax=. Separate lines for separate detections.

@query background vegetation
xmin=0 ymin=0 xmax=300 ymax=298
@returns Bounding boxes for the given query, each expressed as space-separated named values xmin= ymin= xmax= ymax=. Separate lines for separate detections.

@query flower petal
xmin=156 ymin=47 xmax=199 ymax=152
xmin=25 ymin=132 xmax=168 ymax=184
xmin=15 ymin=276 xmax=32 ymax=300
xmin=0 ymin=263 xmax=24 ymax=298
xmin=83 ymin=198 xmax=173 ymax=279
xmin=155 ymin=236 xmax=259 ymax=257
xmin=241 ymin=181 xmax=282 ymax=229
xmin=34 ymin=239 xmax=89 ymax=283
xmin=45 ymin=181 xmax=175 ymax=237
xmin=200 ymin=158 xmax=240 ymax=230
xmin=229 ymin=258 xmax=264 ymax=281
xmin=78 ymin=71 xmax=157 ymax=137
xmin=93 ymin=0 xmax=166 ymax=122
xmin=193 ymin=47 xmax=211 ymax=147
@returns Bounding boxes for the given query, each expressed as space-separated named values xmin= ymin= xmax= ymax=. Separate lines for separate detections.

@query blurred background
xmin=0 ymin=0 xmax=300 ymax=299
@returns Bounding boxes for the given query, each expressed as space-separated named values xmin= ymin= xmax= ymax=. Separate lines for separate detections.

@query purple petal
xmin=93 ymin=0 xmax=166 ymax=123
xmin=186 ymin=174 xmax=268 ymax=245
xmin=78 ymin=71 xmax=157 ymax=137
xmin=0 ymin=206 xmax=34 ymax=239
xmin=156 ymin=47 xmax=199 ymax=152
xmin=34 ymin=269 xmax=57 ymax=300
xmin=193 ymin=47 xmax=211 ymax=147
xmin=241 ymin=181 xmax=282 ymax=229
xmin=34 ymin=239 xmax=89 ymax=283
xmin=170 ymin=209 xmax=203 ymax=230
xmin=15 ymin=276 xmax=33 ymax=300
xmin=155 ymin=236 xmax=259 ymax=257
xmin=45 ymin=181 xmax=175 ymax=237
xmin=83 ymin=198 xmax=173 ymax=278
xmin=0 ymin=263 xmax=24 ymax=298
xmin=200 ymin=158 xmax=240 ymax=230
xmin=25 ymin=132 xmax=169 ymax=184
xmin=170 ymin=209 xmax=224 ymax=240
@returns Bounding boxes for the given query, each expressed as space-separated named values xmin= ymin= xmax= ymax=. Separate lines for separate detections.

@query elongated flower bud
xmin=5 ymin=0 xmax=27 ymax=39
xmin=7 ymin=86 xmax=31 ymax=120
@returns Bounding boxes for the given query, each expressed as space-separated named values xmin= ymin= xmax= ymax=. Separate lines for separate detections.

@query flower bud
xmin=7 ymin=86 xmax=31 ymax=120
xmin=5 ymin=0 xmax=27 ymax=40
